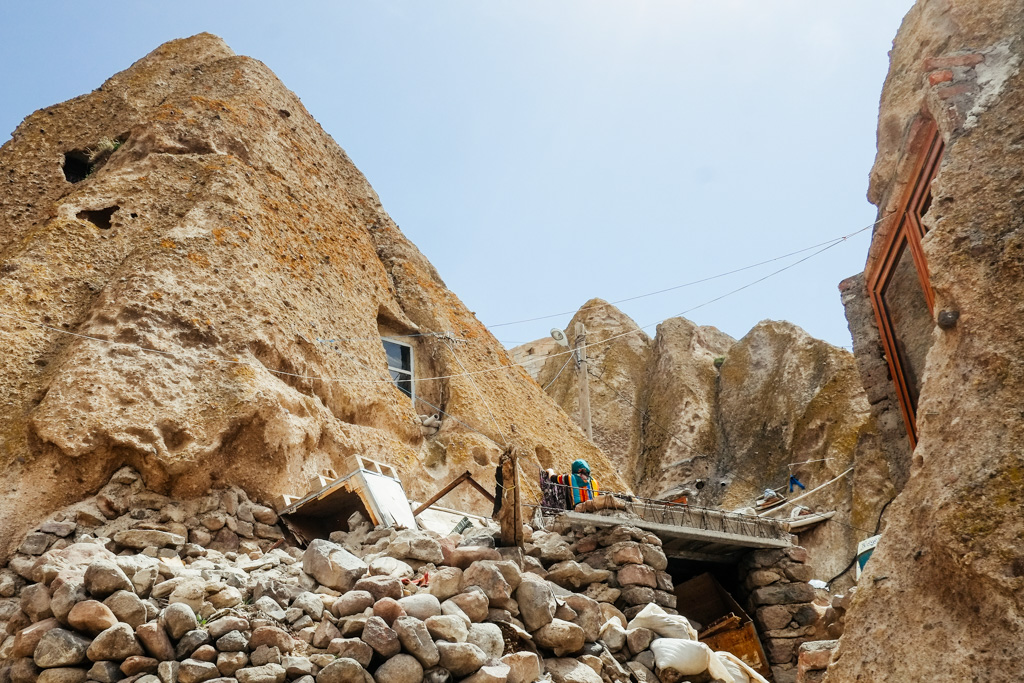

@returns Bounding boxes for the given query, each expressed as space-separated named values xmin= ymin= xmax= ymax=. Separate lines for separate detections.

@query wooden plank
xmin=499 ymin=448 xmax=524 ymax=547
xmin=558 ymin=511 xmax=793 ymax=550
xmin=413 ymin=471 xmax=472 ymax=516
xmin=665 ymin=548 xmax=737 ymax=564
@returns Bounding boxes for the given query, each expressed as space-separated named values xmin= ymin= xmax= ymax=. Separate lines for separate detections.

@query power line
xmin=486 ymin=221 xmax=879 ymax=329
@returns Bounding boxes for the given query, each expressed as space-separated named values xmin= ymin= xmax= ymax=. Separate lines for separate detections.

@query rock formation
xmin=517 ymin=301 xmax=895 ymax=587
xmin=0 ymin=34 xmax=629 ymax=562
xmin=828 ymin=1 xmax=1024 ymax=680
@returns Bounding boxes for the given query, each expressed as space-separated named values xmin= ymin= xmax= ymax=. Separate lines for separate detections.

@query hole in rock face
xmin=62 ymin=150 xmax=91 ymax=183
xmin=77 ymin=206 xmax=119 ymax=230
xmin=278 ymin=109 xmax=291 ymax=118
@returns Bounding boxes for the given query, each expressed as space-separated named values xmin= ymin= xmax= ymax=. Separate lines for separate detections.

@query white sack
xmin=715 ymin=651 xmax=770 ymax=683
xmin=649 ymin=638 xmax=712 ymax=675
xmin=627 ymin=603 xmax=699 ymax=640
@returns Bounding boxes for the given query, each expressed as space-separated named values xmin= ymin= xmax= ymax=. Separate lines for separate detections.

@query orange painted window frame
xmin=866 ymin=119 xmax=944 ymax=449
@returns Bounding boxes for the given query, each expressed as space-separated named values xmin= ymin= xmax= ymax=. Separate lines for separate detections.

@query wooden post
xmin=574 ymin=322 xmax=593 ymax=441
xmin=498 ymin=447 xmax=524 ymax=548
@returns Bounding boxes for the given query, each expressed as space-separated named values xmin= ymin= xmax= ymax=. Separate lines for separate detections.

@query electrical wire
xmin=542 ymin=353 xmax=574 ymax=391
xmin=486 ymin=220 xmax=880 ymax=329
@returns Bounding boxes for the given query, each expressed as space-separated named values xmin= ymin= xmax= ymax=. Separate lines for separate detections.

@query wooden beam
xmin=557 ymin=511 xmax=793 ymax=550
xmin=413 ymin=470 xmax=494 ymax=516
xmin=665 ymin=548 xmax=740 ymax=564
xmin=498 ymin=448 xmax=524 ymax=548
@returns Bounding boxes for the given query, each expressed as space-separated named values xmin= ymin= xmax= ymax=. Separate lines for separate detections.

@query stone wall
xmin=737 ymin=548 xmax=821 ymax=683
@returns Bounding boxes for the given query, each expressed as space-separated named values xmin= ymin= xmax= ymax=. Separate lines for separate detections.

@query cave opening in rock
xmin=62 ymin=150 xmax=91 ymax=183
xmin=77 ymin=206 xmax=119 ymax=230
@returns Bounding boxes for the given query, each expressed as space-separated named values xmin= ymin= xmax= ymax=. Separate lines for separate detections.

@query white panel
xmin=361 ymin=471 xmax=417 ymax=529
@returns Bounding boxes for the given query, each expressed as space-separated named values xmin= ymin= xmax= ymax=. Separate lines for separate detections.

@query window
xmin=382 ymin=338 xmax=414 ymax=401
xmin=867 ymin=118 xmax=943 ymax=448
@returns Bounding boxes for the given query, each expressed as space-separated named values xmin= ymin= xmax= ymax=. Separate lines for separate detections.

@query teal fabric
xmin=571 ymin=459 xmax=590 ymax=475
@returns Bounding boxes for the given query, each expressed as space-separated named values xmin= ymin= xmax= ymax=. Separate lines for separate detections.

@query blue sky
xmin=1 ymin=1 xmax=915 ymax=349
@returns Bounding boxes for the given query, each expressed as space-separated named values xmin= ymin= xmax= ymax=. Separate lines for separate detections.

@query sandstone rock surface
xmin=828 ymin=1 xmax=1024 ymax=680
xmin=0 ymin=33 xmax=627 ymax=560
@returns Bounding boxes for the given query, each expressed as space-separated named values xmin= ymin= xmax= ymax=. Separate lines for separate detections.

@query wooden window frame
xmin=382 ymin=337 xmax=415 ymax=404
xmin=866 ymin=119 xmax=944 ymax=449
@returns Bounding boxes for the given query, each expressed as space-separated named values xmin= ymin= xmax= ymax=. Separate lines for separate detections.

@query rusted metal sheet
xmin=675 ymin=573 xmax=772 ymax=679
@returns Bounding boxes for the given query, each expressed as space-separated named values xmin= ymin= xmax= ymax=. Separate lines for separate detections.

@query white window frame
xmin=382 ymin=337 xmax=415 ymax=404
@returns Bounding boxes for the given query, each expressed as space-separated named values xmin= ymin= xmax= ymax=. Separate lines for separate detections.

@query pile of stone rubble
xmin=0 ymin=467 xmax=775 ymax=683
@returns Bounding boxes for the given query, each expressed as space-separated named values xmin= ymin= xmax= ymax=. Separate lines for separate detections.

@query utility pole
xmin=574 ymin=322 xmax=593 ymax=441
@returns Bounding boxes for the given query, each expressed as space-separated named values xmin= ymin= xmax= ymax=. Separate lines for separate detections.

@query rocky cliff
xmin=827 ymin=1 xmax=1024 ymax=680
xmin=517 ymin=302 xmax=895 ymax=587
xmin=0 ymin=34 xmax=629 ymax=562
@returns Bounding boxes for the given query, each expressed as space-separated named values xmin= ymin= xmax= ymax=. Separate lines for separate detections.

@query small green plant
xmin=196 ymin=614 xmax=209 ymax=627
xmin=713 ymin=356 xmax=725 ymax=368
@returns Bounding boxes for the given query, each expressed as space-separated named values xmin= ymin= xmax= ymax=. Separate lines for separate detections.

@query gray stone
xmin=426 ymin=567 xmax=463 ymax=602
xmin=467 ymin=622 xmax=504 ymax=659
xmin=360 ymin=616 xmax=399 ymax=657
xmin=373 ymin=653 xmax=423 ymax=683
xmin=249 ymin=626 xmax=294 ymax=653
xmin=461 ymin=663 xmax=511 ymax=683
xmin=161 ymin=603 xmax=199 ymax=640
xmin=316 ymin=657 xmax=366 ymax=683
xmin=331 ymin=591 xmax=374 ymax=618
xmin=136 ymin=622 xmax=176 ymax=661
xmin=545 ymin=658 xmax=603 ymax=683
xmin=215 ymin=630 xmax=249 ymax=652
xmin=50 ymin=581 xmax=87 ymax=623
xmin=83 ymin=561 xmax=133 ymax=600
xmin=625 ymin=627 xmax=653 ymax=654
xmin=353 ymin=576 xmax=401 ymax=603
xmin=236 ymin=663 xmax=287 ymax=683
xmin=112 ymin=531 xmax=186 ymax=550
xmin=159 ymin=660 xmax=181 ymax=683
xmin=254 ymin=597 xmax=287 ymax=621
xmin=177 ymin=658 xmax=220 ymax=683
xmin=436 ymin=642 xmax=488 ymax=677
xmin=21 ymin=584 xmax=53 ymax=622
xmin=292 ymin=592 xmax=324 ymax=620
xmin=176 ymin=629 xmax=213 ymax=660
xmin=207 ymin=616 xmax=249 ymax=640
xmin=393 ymin=616 xmax=439 ymax=668
xmin=282 ymin=656 xmax=313 ymax=678
xmin=312 ymin=617 xmax=343 ymax=649
xmin=20 ymin=533 xmax=53 ymax=556
xmin=501 ymin=652 xmax=541 ymax=683
xmin=302 ymin=540 xmax=367 ymax=592
xmin=36 ymin=667 xmax=87 ymax=683
xmin=86 ymin=623 xmax=143 ymax=661
xmin=327 ymin=638 xmax=374 ymax=667
xmin=545 ymin=562 xmax=611 ymax=590
xmin=87 ymin=660 xmax=122 ymax=683
xmin=396 ymin=593 xmax=441 ymax=621
xmin=103 ymin=590 xmax=148 ymax=629
xmin=461 ymin=564 xmax=512 ymax=606
xmin=515 ymin=577 xmax=556 ymax=631
xmin=751 ymin=583 xmax=816 ymax=607
xmin=33 ymin=629 xmax=90 ymax=668
xmin=217 ymin=652 xmax=248 ymax=677
xmin=445 ymin=591 xmax=487 ymax=623
xmin=424 ymin=615 xmax=468 ymax=643
xmin=564 ymin=594 xmax=603 ymax=643
xmin=533 ymin=619 xmax=584 ymax=656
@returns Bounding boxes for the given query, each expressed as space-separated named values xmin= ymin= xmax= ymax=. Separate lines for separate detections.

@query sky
xmin=1 ymin=1 xmax=916 ymax=350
